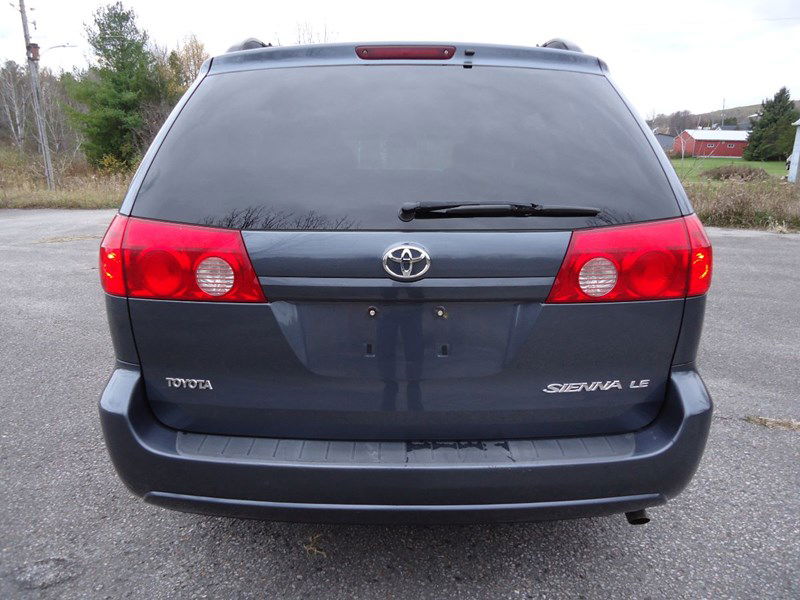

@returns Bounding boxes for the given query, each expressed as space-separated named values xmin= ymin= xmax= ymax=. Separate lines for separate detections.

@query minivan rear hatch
xmin=125 ymin=54 xmax=687 ymax=440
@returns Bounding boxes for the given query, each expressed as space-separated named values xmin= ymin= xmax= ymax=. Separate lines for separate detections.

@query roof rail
xmin=541 ymin=38 xmax=583 ymax=53
xmin=226 ymin=38 xmax=272 ymax=53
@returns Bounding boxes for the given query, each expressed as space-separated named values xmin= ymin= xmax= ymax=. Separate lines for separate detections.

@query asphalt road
xmin=1 ymin=209 xmax=798 ymax=599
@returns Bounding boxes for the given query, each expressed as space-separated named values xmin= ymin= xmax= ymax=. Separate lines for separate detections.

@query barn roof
xmin=683 ymin=129 xmax=749 ymax=142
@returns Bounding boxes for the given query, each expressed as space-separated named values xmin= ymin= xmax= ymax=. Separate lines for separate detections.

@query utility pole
xmin=18 ymin=0 xmax=55 ymax=190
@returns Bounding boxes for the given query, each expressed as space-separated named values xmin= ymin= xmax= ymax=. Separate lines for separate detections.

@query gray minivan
xmin=98 ymin=41 xmax=713 ymax=524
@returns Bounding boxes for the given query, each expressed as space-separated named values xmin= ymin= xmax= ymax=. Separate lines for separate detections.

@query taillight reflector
xmin=99 ymin=215 xmax=128 ymax=296
xmin=355 ymin=45 xmax=456 ymax=60
xmin=684 ymin=214 xmax=713 ymax=296
xmin=98 ymin=216 xmax=265 ymax=302
xmin=546 ymin=215 xmax=713 ymax=303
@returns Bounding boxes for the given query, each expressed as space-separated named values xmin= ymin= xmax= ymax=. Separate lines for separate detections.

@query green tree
xmin=743 ymin=87 xmax=799 ymax=161
xmin=169 ymin=35 xmax=209 ymax=90
xmin=65 ymin=2 xmax=162 ymax=168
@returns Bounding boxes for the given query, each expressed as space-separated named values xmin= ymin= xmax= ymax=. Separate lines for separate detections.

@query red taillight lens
xmin=99 ymin=214 xmax=128 ymax=296
xmin=98 ymin=216 xmax=265 ymax=302
xmin=684 ymin=214 xmax=713 ymax=296
xmin=546 ymin=216 xmax=713 ymax=303
xmin=355 ymin=45 xmax=456 ymax=60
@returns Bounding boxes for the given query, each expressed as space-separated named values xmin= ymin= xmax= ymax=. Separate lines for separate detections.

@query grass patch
xmin=0 ymin=147 xmax=127 ymax=209
xmin=0 ymin=176 xmax=127 ymax=209
xmin=686 ymin=179 xmax=800 ymax=231
xmin=671 ymin=158 xmax=786 ymax=183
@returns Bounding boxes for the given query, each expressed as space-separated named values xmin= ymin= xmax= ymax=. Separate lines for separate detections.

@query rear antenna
xmin=226 ymin=38 xmax=272 ymax=53
xmin=541 ymin=38 xmax=583 ymax=53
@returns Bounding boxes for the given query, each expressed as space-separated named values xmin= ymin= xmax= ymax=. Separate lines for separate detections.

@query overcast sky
xmin=1 ymin=0 xmax=798 ymax=116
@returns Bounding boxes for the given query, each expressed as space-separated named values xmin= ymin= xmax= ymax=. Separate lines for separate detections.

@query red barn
xmin=673 ymin=129 xmax=749 ymax=157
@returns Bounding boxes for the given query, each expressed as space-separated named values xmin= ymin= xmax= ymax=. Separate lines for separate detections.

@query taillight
xmin=546 ymin=216 xmax=713 ymax=303
xmin=98 ymin=216 xmax=265 ymax=302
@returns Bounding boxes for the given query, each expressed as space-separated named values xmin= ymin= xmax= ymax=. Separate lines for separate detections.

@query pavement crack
xmin=744 ymin=415 xmax=800 ymax=432
xmin=35 ymin=234 xmax=101 ymax=244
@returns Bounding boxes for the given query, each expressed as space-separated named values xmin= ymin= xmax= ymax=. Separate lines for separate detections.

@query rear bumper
xmin=99 ymin=365 xmax=712 ymax=524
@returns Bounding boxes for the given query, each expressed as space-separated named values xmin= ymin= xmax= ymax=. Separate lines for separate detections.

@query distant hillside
xmin=695 ymin=100 xmax=800 ymax=125
xmin=648 ymin=100 xmax=800 ymax=135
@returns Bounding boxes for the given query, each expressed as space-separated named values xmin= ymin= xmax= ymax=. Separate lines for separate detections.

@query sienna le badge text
xmin=543 ymin=379 xmax=650 ymax=394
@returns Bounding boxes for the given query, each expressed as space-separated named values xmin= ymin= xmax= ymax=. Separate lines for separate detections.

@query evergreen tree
xmin=743 ymin=87 xmax=799 ymax=161
xmin=65 ymin=2 xmax=162 ymax=168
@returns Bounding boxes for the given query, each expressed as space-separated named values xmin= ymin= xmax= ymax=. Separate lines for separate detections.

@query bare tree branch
xmin=0 ymin=61 xmax=30 ymax=151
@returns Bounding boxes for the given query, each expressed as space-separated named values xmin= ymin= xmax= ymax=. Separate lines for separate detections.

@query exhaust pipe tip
xmin=625 ymin=509 xmax=651 ymax=525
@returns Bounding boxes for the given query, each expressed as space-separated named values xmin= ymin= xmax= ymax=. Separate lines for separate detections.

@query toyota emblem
xmin=382 ymin=244 xmax=431 ymax=281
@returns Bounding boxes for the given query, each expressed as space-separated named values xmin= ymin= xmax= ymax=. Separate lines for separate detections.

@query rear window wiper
xmin=398 ymin=202 xmax=601 ymax=222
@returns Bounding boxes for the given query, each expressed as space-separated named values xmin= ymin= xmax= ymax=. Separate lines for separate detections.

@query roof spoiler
xmin=224 ymin=37 xmax=583 ymax=55
xmin=541 ymin=38 xmax=583 ymax=53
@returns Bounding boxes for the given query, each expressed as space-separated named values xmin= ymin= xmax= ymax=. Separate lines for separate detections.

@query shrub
xmin=700 ymin=164 xmax=769 ymax=182
xmin=99 ymin=153 xmax=132 ymax=175
xmin=685 ymin=179 xmax=800 ymax=231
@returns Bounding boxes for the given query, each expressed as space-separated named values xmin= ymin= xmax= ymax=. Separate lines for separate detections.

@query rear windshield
xmin=132 ymin=65 xmax=680 ymax=230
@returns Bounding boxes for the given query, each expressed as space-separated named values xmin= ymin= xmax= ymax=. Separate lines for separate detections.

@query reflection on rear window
xmin=132 ymin=65 xmax=679 ymax=230
xmin=355 ymin=139 xmax=452 ymax=171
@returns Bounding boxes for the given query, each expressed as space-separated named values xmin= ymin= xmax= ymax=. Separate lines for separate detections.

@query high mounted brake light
xmin=99 ymin=216 xmax=265 ymax=302
xmin=355 ymin=45 xmax=456 ymax=60
xmin=546 ymin=215 xmax=712 ymax=303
